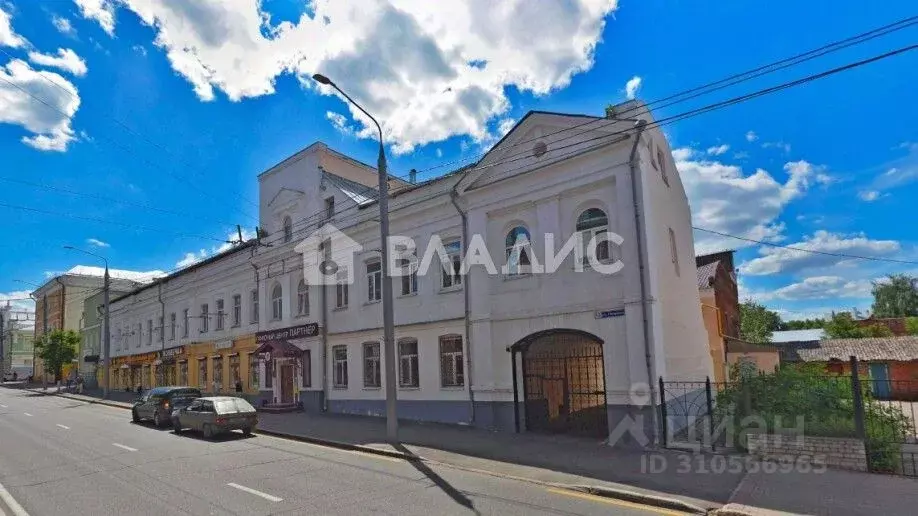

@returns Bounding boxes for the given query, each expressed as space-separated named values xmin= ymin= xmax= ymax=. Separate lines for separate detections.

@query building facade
xmin=2 ymin=305 xmax=34 ymax=377
xmin=106 ymin=102 xmax=714 ymax=444
xmin=696 ymin=250 xmax=741 ymax=382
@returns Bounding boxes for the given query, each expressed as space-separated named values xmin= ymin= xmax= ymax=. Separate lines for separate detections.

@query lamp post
xmin=63 ymin=246 xmax=110 ymax=399
xmin=312 ymin=73 xmax=398 ymax=442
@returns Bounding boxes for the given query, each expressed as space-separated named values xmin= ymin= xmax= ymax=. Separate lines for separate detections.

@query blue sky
xmin=1 ymin=0 xmax=916 ymax=322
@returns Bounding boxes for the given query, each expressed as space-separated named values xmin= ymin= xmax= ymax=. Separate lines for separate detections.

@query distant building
xmin=696 ymin=250 xmax=742 ymax=382
xmin=770 ymin=329 xmax=827 ymax=343
xmin=2 ymin=305 xmax=34 ymax=377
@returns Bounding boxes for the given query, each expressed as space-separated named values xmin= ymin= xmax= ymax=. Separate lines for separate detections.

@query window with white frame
xmin=398 ymin=254 xmax=418 ymax=296
xmin=363 ymin=341 xmax=381 ymax=388
xmin=658 ymin=148 xmax=669 ymax=186
xmin=366 ymin=259 xmax=382 ymax=302
xmin=336 ymin=267 xmax=349 ymax=308
xmin=147 ymin=319 xmax=153 ymax=345
xmin=200 ymin=304 xmax=209 ymax=333
xmin=182 ymin=309 xmax=189 ymax=338
xmin=232 ymin=294 xmax=241 ymax=327
xmin=136 ymin=323 xmax=141 ymax=347
xmin=169 ymin=313 xmax=176 ymax=341
xmin=439 ymin=335 xmax=464 ymax=387
xmin=158 ymin=316 xmax=164 ymax=342
xmin=441 ymin=240 xmax=462 ymax=289
xmin=576 ymin=208 xmax=611 ymax=263
xmin=669 ymin=227 xmax=680 ymax=277
xmin=332 ymin=345 xmax=348 ymax=388
xmin=215 ymin=299 xmax=225 ymax=331
xmin=282 ymin=216 xmax=293 ymax=243
xmin=302 ymin=349 xmax=312 ymax=388
xmin=271 ymin=283 xmax=283 ymax=320
xmin=250 ymin=289 xmax=259 ymax=323
xmin=505 ymin=226 xmax=532 ymax=276
xmin=296 ymin=279 xmax=309 ymax=316
xmin=398 ymin=338 xmax=419 ymax=388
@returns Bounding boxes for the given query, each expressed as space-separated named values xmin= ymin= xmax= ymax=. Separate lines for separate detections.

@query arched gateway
xmin=508 ymin=329 xmax=608 ymax=438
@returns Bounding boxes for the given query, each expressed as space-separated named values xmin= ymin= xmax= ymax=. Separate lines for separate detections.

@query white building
xmin=109 ymin=101 xmax=712 ymax=444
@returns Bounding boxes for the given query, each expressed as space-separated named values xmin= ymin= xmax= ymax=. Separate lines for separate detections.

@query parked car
xmin=171 ymin=396 xmax=257 ymax=438
xmin=132 ymin=386 xmax=202 ymax=427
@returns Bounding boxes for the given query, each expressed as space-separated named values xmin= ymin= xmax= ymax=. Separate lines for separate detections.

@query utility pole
xmin=312 ymin=73 xmax=399 ymax=442
xmin=63 ymin=246 xmax=111 ymax=398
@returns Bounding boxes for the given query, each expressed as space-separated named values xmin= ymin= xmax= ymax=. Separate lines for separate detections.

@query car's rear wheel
xmin=242 ymin=427 xmax=253 ymax=436
xmin=172 ymin=418 xmax=183 ymax=434
xmin=203 ymin=424 xmax=214 ymax=439
xmin=131 ymin=409 xmax=140 ymax=423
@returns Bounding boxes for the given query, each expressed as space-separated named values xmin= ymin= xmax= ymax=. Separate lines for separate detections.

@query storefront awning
xmin=253 ymin=340 xmax=303 ymax=357
xmin=120 ymin=364 xmax=130 ymax=370
xmin=226 ymin=352 xmax=239 ymax=357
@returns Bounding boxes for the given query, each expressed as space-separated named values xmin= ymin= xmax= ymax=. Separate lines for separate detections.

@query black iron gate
xmin=511 ymin=330 xmax=608 ymax=438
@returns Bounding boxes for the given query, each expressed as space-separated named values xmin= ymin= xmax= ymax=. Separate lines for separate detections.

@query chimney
xmin=409 ymin=168 xmax=417 ymax=184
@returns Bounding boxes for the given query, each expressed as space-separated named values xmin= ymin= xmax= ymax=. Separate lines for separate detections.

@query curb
xmin=572 ymin=485 xmax=708 ymax=514
xmin=253 ymin=427 xmax=414 ymax=460
xmin=713 ymin=503 xmax=797 ymax=516
xmin=21 ymin=388 xmax=132 ymax=411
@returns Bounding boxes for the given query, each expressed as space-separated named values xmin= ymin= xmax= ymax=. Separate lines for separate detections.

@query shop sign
xmin=595 ymin=308 xmax=625 ymax=319
xmin=158 ymin=346 xmax=185 ymax=359
xmin=256 ymin=323 xmax=319 ymax=344
xmin=215 ymin=340 xmax=233 ymax=350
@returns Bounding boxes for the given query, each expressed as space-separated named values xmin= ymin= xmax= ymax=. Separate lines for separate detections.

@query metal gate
xmin=510 ymin=330 xmax=608 ymax=438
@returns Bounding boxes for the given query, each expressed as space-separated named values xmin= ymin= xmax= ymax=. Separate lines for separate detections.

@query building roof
xmin=696 ymin=261 xmax=719 ymax=289
xmin=323 ymin=171 xmax=378 ymax=206
xmin=64 ymin=265 xmax=165 ymax=283
xmin=792 ymin=335 xmax=918 ymax=362
xmin=770 ymin=329 xmax=827 ymax=343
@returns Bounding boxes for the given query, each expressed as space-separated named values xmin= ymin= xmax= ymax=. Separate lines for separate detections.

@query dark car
xmin=132 ymin=386 xmax=202 ymax=427
xmin=171 ymin=397 xmax=257 ymax=438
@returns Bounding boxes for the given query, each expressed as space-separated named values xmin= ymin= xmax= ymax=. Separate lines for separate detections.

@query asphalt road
xmin=0 ymin=388 xmax=684 ymax=516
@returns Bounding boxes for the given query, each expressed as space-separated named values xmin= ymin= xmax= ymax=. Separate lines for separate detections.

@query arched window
xmin=282 ymin=216 xmax=293 ymax=243
xmin=505 ymin=226 xmax=531 ymax=275
xmin=271 ymin=283 xmax=283 ymax=320
xmin=296 ymin=279 xmax=309 ymax=316
xmin=576 ymin=208 xmax=610 ymax=262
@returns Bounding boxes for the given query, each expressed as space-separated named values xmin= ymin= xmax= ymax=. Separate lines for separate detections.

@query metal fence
xmin=660 ymin=357 xmax=918 ymax=477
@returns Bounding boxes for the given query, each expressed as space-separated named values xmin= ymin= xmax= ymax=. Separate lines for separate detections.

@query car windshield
xmin=214 ymin=399 xmax=255 ymax=414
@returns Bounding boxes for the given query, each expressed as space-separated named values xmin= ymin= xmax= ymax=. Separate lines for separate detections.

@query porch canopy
xmin=253 ymin=340 xmax=303 ymax=358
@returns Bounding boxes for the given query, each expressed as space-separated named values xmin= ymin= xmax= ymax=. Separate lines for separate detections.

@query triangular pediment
xmin=268 ymin=187 xmax=306 ymax=208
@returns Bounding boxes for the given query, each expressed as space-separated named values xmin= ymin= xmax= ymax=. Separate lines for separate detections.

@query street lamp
xmin=313 ymin=73 xmax=399 ymax=442
xmin=63 ymin=245 xmax=111 ymax=399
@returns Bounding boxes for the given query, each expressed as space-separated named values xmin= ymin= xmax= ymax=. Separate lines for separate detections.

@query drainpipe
xmin=320 ymin=242 xmax=329 ymax=412
xmin=449 ymin=188 xmax=475 ymax=426
xmin=628 ymin=119 xmax=660 ymax=446
xmin=55 ymin=278 xmax=66 ymax=382
xmin=158 ymin=281 xmax=166 ymax=385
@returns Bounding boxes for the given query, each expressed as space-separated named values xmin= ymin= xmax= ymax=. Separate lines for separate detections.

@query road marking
xmin=227 ymin=483 xmax=283 ymax=502
xmin=256 ymin=433 xmax=402 ymax=462
xmin=111 ymin=443 xmax=138 ymax=452
xmin=0 ymin=480 xmax=30 ymax=516
xmin=22 ymin=413 xmax=32 ymax=417
xmin=0 ymin=404 xmax=8 ymax=408
xmin=56 ymin=424 xmax=70 ymax=430
xmin=545 ymin=487 xmax=685 ymax=516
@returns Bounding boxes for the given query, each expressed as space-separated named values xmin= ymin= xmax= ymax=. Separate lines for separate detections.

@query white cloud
xmin=671 ymin=147 xmax=694 ymax=161
xmin=175 ymin=229 xmax=255 ymax=268
xmin=0 ymin=5 xmax=27 ymax=48
xmin=745 ymin=130 xmax=757 ymax=142
xmin=679 ymin=151 xmax=826 ymax=254
xmin=132 ymin=44 xmax=147 ymax=56
xmin=856 ymin=146 xmax=918 ymax=199
xmin=740 ymin=230 xmax=901 ymax=276
xmin=86 ymin=238 xmax=110 ymax=248
xmin=0 ymin=60 xmax=81 ymax=151
xmin=28 ymin=48 xmax=88 ymax=77
xmin=706 ymin=144 xmax=729 ymax=156
xmin=858 ymin=190 xmax=881 ymax=202
xmin=52 ymin=16 xmax=77 ymax=37
xmin=754 ymin=276 xmax=873 ymax=302
xmin=624 ymin=75 xmax=642 ymax=100
xmin=74 ymin=0 xmax=115 ymax=35
xmin=326 ymin=111 xmax=354 ymax=136
xmin=435 ymin=148 xmax=443 ymax=158
xmin=79 ymin=0 xmax=619 ymax=154
xmin=733 ymin=151 xmax=750 ymax=160
xmin=762 ymin=141 xmax=792 ymax=153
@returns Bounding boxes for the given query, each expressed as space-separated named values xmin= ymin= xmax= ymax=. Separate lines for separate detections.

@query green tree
xmin=871 ymin=274 xmax=918 ymax=318
xmin=860 ymin=324 xmax=894 ymax=338
xmin=823 ymin=312 xmax=864 ymax=339
xmin=739 ymin=301 xmax=780 ymax=342
xmin=34 ymin=330 xmax=79 ymax=381
xmin=781 ymin=318 xmax=826 ymax=330
xmin=906 ymin=317 xmax=918 ymax=336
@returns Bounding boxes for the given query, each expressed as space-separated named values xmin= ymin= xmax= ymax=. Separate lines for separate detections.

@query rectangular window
xmin=658 ymin=148 xmax=669 ymax=186
xmin=439 ymin=336 xmax=464 ymax=387
xmin=229 ymin=355 xmax=240 ymax=385
xmin=200 ymin=304 xmax=209 ymax=333
xmin=399 ymin=256 xmax=418 ymax=296
xmin=169 ymin=313 xmax=176 ymax=341
xmin=251 ymin=289 xmax=259 ymax=323
xmin=182 ymin=309 xmax=189 ymax=338
xmin=398 ymin=339 xmax=419 ymax=388
xmin=302 ymin=350 xmax=312 ymax=388
xmin=179 ymin=361 xmax=188 ymax=385
xmin=363 ymin=341 xmax=381 ymax=388
xmin=213 ymin=357 xmax=223 ymax=391
xmin=366 ymin=260 xmax=381 ymax=302
xmin=336 ymin=268 xmax=349 ymax=308
xmin=215 ymin=299 xmax=225 ymax=331
xmin=248 ymin=353 xmax=258 ymax=390
xmin=198 ymin=359 xmax=207 ymax=389
xmin=325 ymin=197 xmax=335 ymax=221
xmin=333 ymin=345 xmax=348 ymax=388
xmin=137 ymin=324 xmax=142 ymax=347
xmin=669 ymin=228 xmax=680 ymax=277
xmin=147 ymin=319 xmax=153 ymax=345
xmin=232 ymin=294 xmax=242 ymax=327
xmin=297 ymin=282 xmax=309 ymax=316
xmin=158 ymin=316 xmax=164 ymax=342
xmin=441 ymin=240 xmax=462 ymax=289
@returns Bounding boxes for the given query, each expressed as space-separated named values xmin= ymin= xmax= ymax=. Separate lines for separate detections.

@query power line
xmin=693 ymin=227 xmax=918 ymax=266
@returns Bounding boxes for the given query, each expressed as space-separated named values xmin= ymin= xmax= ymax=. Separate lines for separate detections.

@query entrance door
xmin=280 ymin=363 xmax=294 ymax=404
xmin=869 ymin=363 xmax=892 ymax=399
xmin=519 ymin=330 xmax=608 ymax=438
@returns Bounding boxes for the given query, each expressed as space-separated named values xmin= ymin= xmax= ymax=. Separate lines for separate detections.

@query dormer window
xmin=282 ymin=216 xmax=293 ymax=243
